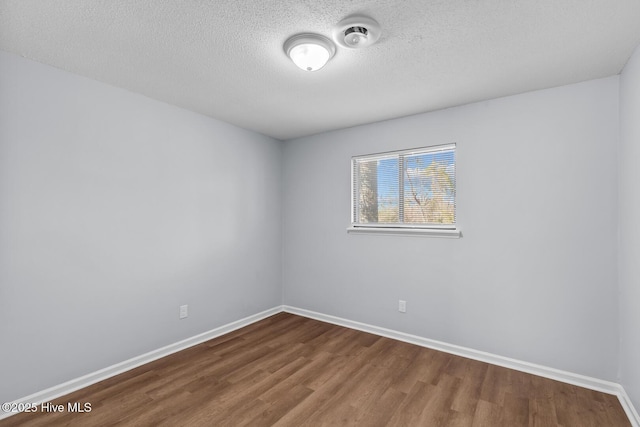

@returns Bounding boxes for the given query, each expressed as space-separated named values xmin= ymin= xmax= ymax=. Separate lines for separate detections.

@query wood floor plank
xmin=471 ymin=399 xmax=501 ymax=427
xmin=0 ymin=313 xmax=631 ymax=427
xmin=502 ymin=392 xmax=530 ymax=426
xmin=386 ymin=380 xmax=435 ymax=426
xmin=416 ymin=373 xmax=462 ymax=426
xmin=450 ymin=359 xmax=489 ymax=415
xmin=355 ymin=386 xmax=408 ymax=427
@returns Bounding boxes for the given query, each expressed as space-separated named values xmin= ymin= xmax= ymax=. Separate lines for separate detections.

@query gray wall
xmin=283 ymin=77 xmax=620 ymax=381
xmin=620 ymin=43 xmax=640 ymax=411
xmin=0 ymin=51 xmax=282 ymax=403
xmin=1 ymin=46 xmax=633 ymax=407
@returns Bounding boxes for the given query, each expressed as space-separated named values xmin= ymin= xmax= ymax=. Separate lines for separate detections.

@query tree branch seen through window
xmin=352 ymin=144 xmax=456 ymax=228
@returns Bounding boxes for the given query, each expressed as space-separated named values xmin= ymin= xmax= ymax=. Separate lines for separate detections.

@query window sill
xmin=347 ymin=226 xmax=461 ymax=238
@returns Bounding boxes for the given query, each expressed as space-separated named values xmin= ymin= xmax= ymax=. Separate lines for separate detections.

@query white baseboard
xmin=618 ymin=386 xmax=640 ymax=427
xmin=283 ymin=305 xmax=640 ymax=427
xmin=0 ymin=306 xmax=282 ymax=421
xmin=4 ymin=304 xmax=638 ymax=426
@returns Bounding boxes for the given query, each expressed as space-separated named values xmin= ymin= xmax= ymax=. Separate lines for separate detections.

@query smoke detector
xmin=333 ymin=15 xmax=381 ymax=49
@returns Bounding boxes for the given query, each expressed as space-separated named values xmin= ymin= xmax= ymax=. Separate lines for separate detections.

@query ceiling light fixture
xmin=333 ymin=15 xmax=381 ymax=49
xmin=284 ymin=33 xmax=336 ymax=72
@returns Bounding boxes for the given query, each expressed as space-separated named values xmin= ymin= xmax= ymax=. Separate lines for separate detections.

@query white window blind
xmin=351 ymin=144 xmax=456 ymax=229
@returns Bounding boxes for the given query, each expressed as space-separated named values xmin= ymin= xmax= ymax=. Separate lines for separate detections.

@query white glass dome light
xmin=284 ymin=34 xmax=336 ymax=72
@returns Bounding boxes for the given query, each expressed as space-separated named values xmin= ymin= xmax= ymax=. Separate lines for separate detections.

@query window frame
xmin=348 ymin=143 xmax=460 ymax=238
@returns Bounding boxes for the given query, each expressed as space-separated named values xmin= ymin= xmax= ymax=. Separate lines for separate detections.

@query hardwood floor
xmin=1 ymin=313 xmax=630 ymax=426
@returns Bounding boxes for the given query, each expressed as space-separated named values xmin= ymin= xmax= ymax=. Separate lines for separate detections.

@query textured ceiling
xmin=1 ymin=0 xmax=640 ymax=140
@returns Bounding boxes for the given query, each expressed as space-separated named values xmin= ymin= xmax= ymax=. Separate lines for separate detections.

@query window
xmin=350 ymin=144 xmax=458 ymax=236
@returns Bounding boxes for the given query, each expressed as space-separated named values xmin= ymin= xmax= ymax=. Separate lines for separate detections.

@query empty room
xmin=1 ymin=1 xmax=640 ymax=426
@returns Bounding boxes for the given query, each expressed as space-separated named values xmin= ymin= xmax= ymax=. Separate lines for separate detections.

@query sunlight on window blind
xmin=352 ymin=144 xmax=455 ymax=228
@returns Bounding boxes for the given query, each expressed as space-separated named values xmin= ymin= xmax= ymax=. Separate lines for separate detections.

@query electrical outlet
xmin=398 ymin=300 xmax=406 ymax=313
xmin=179 ymin=304 xmax=188 ymax=319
